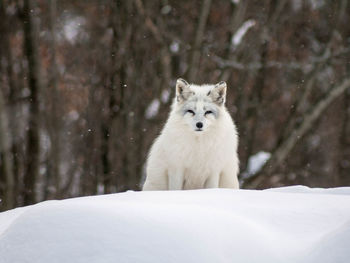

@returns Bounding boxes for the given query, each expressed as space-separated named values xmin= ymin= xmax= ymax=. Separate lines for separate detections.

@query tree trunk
xmin=187 ymin=0 xmax=212 ymax=81
xmin=0 ymin=87 xmax=15 ymax=211
xmin=0 ymin=0 xmax=15 ymax=211
xmin=46 ymin=0 xmax=62 ymax=198
xmin=22 ymin=0 xmax=42 ymax=205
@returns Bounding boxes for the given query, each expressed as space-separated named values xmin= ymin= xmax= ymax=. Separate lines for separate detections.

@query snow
xmin=161 ymin=89 xmax=171 ymax=103
xmin=231 ymin=19 xmax=256 ymax=49
xmin=246 ymin=151 xmax=271 ymax=175
xmin=66 ymin=110 xmax=79 ymax=121
xmin=63 ymin=16 xmax=86 ymax=43
xmin=145 ymin=99 xmax=160 ymax=119
xmin=170 ymin=41 xmax=179 ymax=53
xmin=309 ymin=0 xmax=325 ymax=10
xmin=231 ymin=0 xmax=240 ymax=4
xmin=161 ymin=5 xmax=172 ymax=15
xmin=1 ymin=186 xmax=350 ymax=263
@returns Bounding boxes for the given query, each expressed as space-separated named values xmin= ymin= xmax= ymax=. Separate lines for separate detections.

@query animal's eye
xmin=205 ymin=111 xmax=213 ymax=115
xmin=187 ymin=110 xmax=195 ymax=115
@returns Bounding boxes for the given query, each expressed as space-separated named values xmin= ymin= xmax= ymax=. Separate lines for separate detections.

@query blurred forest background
xmin=0 ymin=0 xmax=350 ymax=211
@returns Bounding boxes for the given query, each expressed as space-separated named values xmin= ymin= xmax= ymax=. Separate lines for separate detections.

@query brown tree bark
xmin=46 ymin=0 xmax=62 ymax=199
xmin=187 ymin=0 xmax=212 ymax=81
xmin=0 ymin=87 xmax=15 ymax=211
xmin=244 ymin=78 xmax=350 ymax=189
xmin=0 ymin=0 xmax=15 ymax=211
xmin=22 ymin=0 xmax=42 ymax=205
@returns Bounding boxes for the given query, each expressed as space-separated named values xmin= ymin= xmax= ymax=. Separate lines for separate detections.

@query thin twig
xmin=212 ymin=48 xmax=349 ymax=72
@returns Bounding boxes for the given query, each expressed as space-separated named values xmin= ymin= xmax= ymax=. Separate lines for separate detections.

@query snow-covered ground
xmin=1 ymin=186 xmax=350 ymax=263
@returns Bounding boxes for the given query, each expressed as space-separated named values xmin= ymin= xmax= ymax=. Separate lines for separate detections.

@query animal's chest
xmin=167 ymin=136 xmax=226 ymax=188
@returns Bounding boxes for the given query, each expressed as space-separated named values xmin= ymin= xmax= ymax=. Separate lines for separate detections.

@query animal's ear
xmin=209 ymin=81 xmax=227 ymax=105
xmin=176 ymin=78 xmax=192 ymax=102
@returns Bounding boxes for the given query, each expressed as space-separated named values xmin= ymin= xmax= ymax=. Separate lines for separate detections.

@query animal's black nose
xmin=196 ymin=122 xmax=203 ymax=129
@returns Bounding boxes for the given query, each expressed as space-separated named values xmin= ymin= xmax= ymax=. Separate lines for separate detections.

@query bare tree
xmin=0 ymin=87 xmax=15 ymax=211
xmin=187 ymin=0 xmax=212 ymax=81
xmin=0 ymin=0 xmax=349 ymax=209
xmin=244 ymin=78 xmax=350 ymax=188
xmin=44 ymin=0 xmax=62 ymax=199
xmin=0 ymin=0 xmax=15 ymax=211
xmin=22 ymin=0 xmax=42 ymax=205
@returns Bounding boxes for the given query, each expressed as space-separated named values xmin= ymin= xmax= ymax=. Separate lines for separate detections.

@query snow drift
xmin=1 ymin=186 xmax=350 ymax=263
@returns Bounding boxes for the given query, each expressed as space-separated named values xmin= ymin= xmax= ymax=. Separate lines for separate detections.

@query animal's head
xmin=174 ymin=78 xmax=227 ymax=133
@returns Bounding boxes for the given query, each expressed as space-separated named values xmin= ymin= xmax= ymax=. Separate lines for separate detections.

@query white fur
xmin=143 ymin=80 xmax=239 ymax=190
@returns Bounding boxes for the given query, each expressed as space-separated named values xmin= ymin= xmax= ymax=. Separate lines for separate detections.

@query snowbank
xmin=1 ymin=186 xmax=350 ymax=263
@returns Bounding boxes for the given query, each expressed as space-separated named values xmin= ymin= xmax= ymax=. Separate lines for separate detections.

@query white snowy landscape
xmin=1 ymin=186 xmax=350 ymax=263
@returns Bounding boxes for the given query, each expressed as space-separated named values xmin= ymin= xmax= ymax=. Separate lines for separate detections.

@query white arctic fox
xmin=142 ymin=78 xmax=239 ymax=190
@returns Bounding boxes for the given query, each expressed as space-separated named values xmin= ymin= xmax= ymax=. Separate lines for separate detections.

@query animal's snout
xmin=196 ymin=122 xmax=203 ymax=129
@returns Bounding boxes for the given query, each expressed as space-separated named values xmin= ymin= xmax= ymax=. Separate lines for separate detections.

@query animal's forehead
xmin=185 ymin=84 xmax=214 ymax=103
xmin=188 ymin=84 xmax=214 ymax=96
xmin=184 ymin=99 xmax=216 ymax=111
